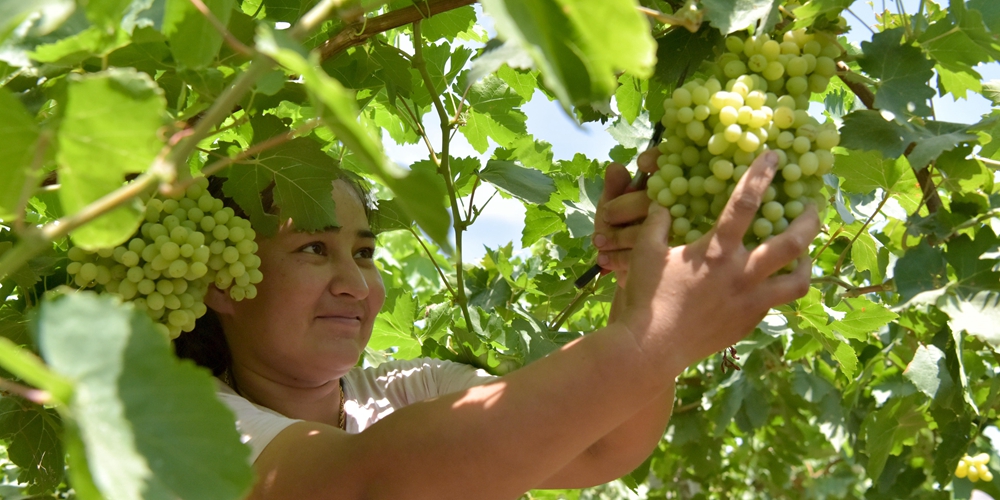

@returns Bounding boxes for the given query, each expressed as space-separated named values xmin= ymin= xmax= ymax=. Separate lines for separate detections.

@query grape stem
xmin=0 ymin=376 xmax=52 ymax=406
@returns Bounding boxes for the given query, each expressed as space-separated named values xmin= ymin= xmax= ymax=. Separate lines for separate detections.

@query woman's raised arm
xmin=248 ymin=150 xmax=819 ymax=500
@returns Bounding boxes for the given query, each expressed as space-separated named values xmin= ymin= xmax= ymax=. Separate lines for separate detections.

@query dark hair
xmin=172 ymin=172 xmax=376 ymax=380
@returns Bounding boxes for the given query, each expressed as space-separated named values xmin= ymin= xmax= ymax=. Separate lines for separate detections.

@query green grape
xmin=816 ymin=129 xmax=840 ymax=149
xmin=773 ymin=217 xmax=789 ymax=234
xmin=95 ymin=266 xmax=112 ymax=285
xmin=119 ymin=280 xmax=138 ymax=300
xmin=212 ymin=224 xmax=230 ymax=241
xmin=164 ymin=293 xmax=181 ymax=310
xmin=78 ymin=263 xmax=98 ymax=282
xmin=785 ymin=76 xmax=808 ymax=95
xmin=234 ymin=272 xmax=251 ymax=287
xmin=782 ymin=163 xmax=802 ymax=181
xmin=248 ymin=269 xmax=264 ymax=285
xmin=762 ymin=201 xmax=784 ymax=221
xmin=200 ymin=216 xmax=216 ymax=232
xmin=672 ymin=217 xmax=691 ymax=236
xmin=222 ymin=246 xmax=240 ymax=264
xmin=229 ymin=261 xmax=247 ymax=279
xmin=167 ymin=260 xmax=188 ymax=279
xmin=188 ymin=261 xmax=209 ymax=279
xmin=180 ymin=243 xmax=194 ymax=258
xmin=146 ymin=292 xmax=165 ymax=311
xmin=67 ymin=261 xmax=83 ymax=275
xmin=752 ymin=218 xmax=774 ymax=238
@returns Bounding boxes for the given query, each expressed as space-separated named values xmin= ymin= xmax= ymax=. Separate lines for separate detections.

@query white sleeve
xmin=214 ymin=379 xmax=301 ymax=464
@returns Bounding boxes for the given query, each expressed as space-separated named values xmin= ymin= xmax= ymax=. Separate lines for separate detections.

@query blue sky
xmin=383 ymin=1 xmax=999 ymax=262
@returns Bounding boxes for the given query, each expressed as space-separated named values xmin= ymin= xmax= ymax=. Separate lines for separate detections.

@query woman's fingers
xmin=637 ymin=147 xmax=661 ymax=174
xmin=755 ymin=254 xmax=813 ymax=309
xmin=714 ymin=151 xmax=779 ymax=250
xmin=745 ymin=205 xmax=820 ymax=281
xmin=600 ymin=191 xmax=650 ymax=226
xmin=595 ymin=224 xmax=644 ymax=255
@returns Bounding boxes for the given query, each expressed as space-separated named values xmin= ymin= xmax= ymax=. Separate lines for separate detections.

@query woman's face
xmin=217 ymin=180 xmax=385 ymax=385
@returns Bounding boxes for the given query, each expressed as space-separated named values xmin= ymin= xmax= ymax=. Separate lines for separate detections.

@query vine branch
xmin=319 ymin=0 xmax=477 ymax=62
xmin=408 ymin=227 xmax=457 ymax=297
xmin=187 ymin=0 xmax=255 ymax=57
xmin=0 ymin=377 xmax=52 ymax=406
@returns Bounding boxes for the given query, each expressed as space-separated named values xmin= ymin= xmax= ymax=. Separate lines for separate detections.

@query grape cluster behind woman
xmin=66 ymin=177 xmax=263 ymax=338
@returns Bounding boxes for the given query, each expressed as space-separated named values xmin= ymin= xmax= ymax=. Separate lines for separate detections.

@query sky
xmin=383 ymin=1 xmax=1000 ymax=262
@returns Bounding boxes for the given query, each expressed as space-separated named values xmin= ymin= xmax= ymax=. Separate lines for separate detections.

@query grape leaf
xmin=936 ymin=65 xmax=983 ymax=100
xmin=0 ymin=88 xmax=39 ymax=221
xmin=521 ymin=205 xmax=564 ymax=248
xmin=831 ymin=297 xmax=897 ymax=341
xmin=615 ymin=74 xmax=643 ymax=125
xmin=905 ymin=120 xmax=983 ymax=171
xmin=903 ymin=344 xmax=950 ymax=399
xmin=257 ymin=27 xmax=452 ymax=250
xmin=466 ymin=39 xmax=534 ymax=90
xmin=864 ymin=396 xmax=918 ymax=480
xmin=833 ymin=149 xmax=908 ymax=194
xmin=480 ymin=160 xmax=556 ymax=204
xmin=461 ymin=108 xmax=526 ymax=153
xmin=84 ymin=0 xmax=133 ymax=28
xmin=0 ymin=0 xmax=74 ymax=44
xmin=838 ymin=110 xmax=911 ymax=160
xmin=370 ymin=42 xmax=413 ymax=103
xmin=30 ymin=25 xmax=131 ymax=65
xmin=480 ymin=0 xmax=655 ymax=110
xmin=703 ymin=0 xmax=781 ymax=35
xmin=373 ymin=198 xmax=413 ymax=234
xmin=421 ymin=5 xmax=476 ymax=43
xmin=918 ymin=18 xmax=993 ymax=74
xmin=57 ymin=68 xmax=166 ymax=250
xmin=162 ymin=0 xmax=234 ymax=69
xmin=35 ymin=293 xmax=254 ymax=500
xmin=791 ymin=0 xmax=854 ymax=29
xmin=0 ymin=398 xmax=64 ymax=492
xmin=945 ymin=227 xmax=1000 ymax=296
xmin=225 ymin=137 xmax=339 ymax=234
xmin=969 ymin=0 xmax=1000 ymax=33
xmin=260 ymin=0 xmax=317 ymax=23
xmin=370 ymin=289 xmax=421 ymax=359
xmin=652 ymin=25 xmax=722 ymax=90
xmin=858 ymin=28 xmax=936 ymax=118
xmin=894 ymin=241 xmax=949 ymax=303
xmin=938 ymin=291 xmax=1000 ymax=349
xmin=982 ymin=79 xmax=1000 ymax=106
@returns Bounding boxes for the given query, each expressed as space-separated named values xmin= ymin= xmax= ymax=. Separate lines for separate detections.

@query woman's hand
xmin=592 ymin=148 xmax=661 ymax=288
xmin=615 ymin=150 xmax=821 ymax=373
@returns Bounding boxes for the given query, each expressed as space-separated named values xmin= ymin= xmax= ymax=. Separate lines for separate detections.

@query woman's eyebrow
xmin=317 ymin=226 xmax=376 ymax=240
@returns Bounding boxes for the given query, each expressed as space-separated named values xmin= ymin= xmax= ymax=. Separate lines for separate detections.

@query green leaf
xmin=461 ymin=108 xmax=525 ymax=153
xmin=905 ymin=120 xmax=983 ymax=171
xmin=858 ymin=28 xmax=936 ymax=118
xmin=864 ymin=397 xmax=917 ymax=480
xmin=833 ymin=149 xmax=908 ymax=194
xmin=937 ymin=291 xmax=1000 ymax=349
xmin=421 ymin=5 xmax=476 ymax=42
xmin=919 ymin=19 xmax=993 ymax=75
xmin=651 ymin=25 xmax=722 ymax=92
xmin=30 ymin=25 xmax=131 ymax=65
xmin=257 ymin=27 xmax=452 ymax=250
xmin=480 ymin=160 xmax=555 ymax=204
xmin=0 ymin=398 xmax=64 ymax=492
xmin=0 ymin=0 xmax=74 ymax=44
xmin=894 ymin=241 xmax=949 ymax=303
xmin=260 ymin=0 xmax=317 ymax=23
xmin=162 ymin=0 xmax=235 ymax=69
xmin=373 ymin=198 xmax=413 ymax=233
xmin=370 ymin=43 xmax=413 ymax=102
xmin=838 ymin=110 xmax=911 ymax=159
xmin=57 ymin=68 xmax=166 ymax=250
xmin=521 ymin=205 xmax=564 ymax=248
xmin=945 ymin=227 xmax=1000 ymax=296
xmin=370 ymin=289 xmax=421 ymax=359
xmin=84 ymin=0 xmax=133 ymax=28
xmin=903 ymin=344 xmax=949 ymax=399
xmin=467 ymin=39 xmax=534 ymax=90
xmin=790 ymin=0 xmax=853 ymax=29
xmin=703 ymin=0 xmax=781 ymax=35
xmin=480 ymin=0 xmax=655 ymax=109
xmin=35 ymin=293 xmax=254 ymax=500
xmin=831 ymin=297 xmax=897 ymax=341
xmin=0 ymin=89 xmax=39 ymax=221
xmin=615 ymin=74 xmax=643 ymax=125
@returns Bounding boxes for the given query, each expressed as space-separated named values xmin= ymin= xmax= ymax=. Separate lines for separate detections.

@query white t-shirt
xmin=215 ymin=358 xmax=496 ymax=463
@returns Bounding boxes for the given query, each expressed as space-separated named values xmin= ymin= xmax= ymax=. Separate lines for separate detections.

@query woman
xmin=183 ymin=148 xmax=818 ymax=499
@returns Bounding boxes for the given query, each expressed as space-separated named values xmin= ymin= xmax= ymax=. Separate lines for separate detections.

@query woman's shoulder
xmin=343 ymin=357 xmax=496 ymax=403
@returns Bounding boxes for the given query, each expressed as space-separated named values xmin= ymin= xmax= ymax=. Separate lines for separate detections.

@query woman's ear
xmin=204 ymin=285 xmax=236 ymax=316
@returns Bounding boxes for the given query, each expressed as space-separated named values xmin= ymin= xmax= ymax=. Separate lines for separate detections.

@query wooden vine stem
xmin=836 ymin=61 xmax=943 ymax=214
xmin=319 ymin=0 xmax=478 ymax=61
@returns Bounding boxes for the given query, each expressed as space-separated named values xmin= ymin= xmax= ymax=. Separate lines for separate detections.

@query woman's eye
xmin=301 ymin=242 xmax=326 ymax=255
xmin=354 ymin=247 xmax=375 ymax=260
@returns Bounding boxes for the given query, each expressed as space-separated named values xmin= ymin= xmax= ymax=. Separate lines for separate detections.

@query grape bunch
xmin=649 ymin=28 xmax=842 ymax=246
xmin=66 ymin=178 xmax=263 ymax=339
xmin=956 ymin=453 xmax=993 ymax=482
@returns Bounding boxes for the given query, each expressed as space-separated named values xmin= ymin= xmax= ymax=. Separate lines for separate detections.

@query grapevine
xmin=64 ymin=178 xmax=263 ymax=339
xmin=650 ymin=28 xmax=842 ymax=247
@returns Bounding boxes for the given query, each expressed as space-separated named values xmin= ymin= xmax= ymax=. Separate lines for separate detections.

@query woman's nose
xmin=327 ymin=254 xmax=369 ymax=299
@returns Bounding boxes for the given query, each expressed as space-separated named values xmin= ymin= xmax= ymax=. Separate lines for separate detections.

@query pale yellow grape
xmin=79 ymin=263 xmax=98 ymax=282
xmin=782 ymin=163 xmax=802 ymax=181
xmin=230 ymin=286 xmax=246 ymax=301
xmin=785 ymin=200 xmax=805 ymax=219
xmin=672 ymin=217 xmax=691 ymax=236
xmin=688 ymin=177 xmax=706 ymax=197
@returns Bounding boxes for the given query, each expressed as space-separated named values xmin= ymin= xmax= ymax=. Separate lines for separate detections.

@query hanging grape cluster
xmin=649 ymin=28 xmax=842 ymax=246
xmin=66 ymin=178 xmax=262 ymax=339
xmin=956 ymin=453 xmax=994 ymax=482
